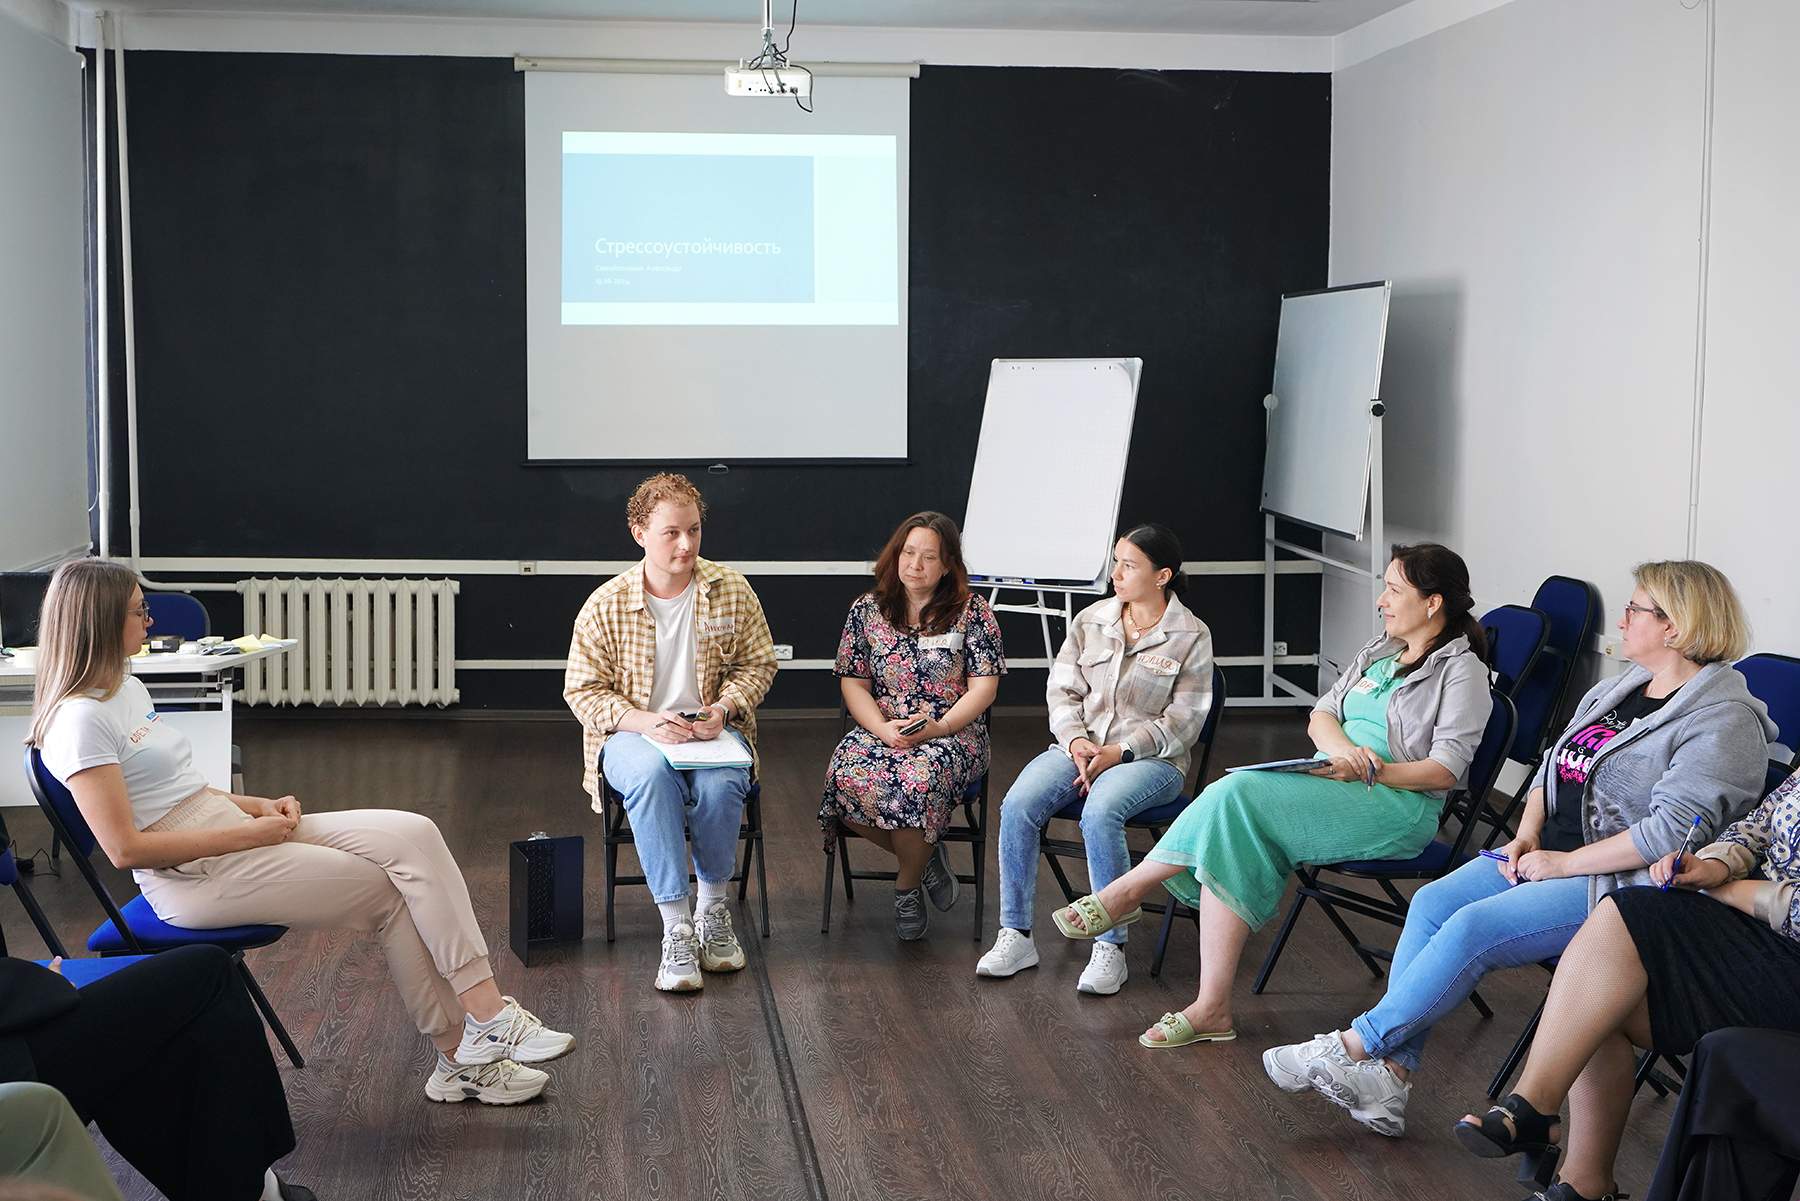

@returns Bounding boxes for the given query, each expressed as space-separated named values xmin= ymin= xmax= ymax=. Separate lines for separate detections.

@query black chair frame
xmin=24 ymin=749 xmax=304 ymax=1068
xmin=821 ymin=775 xmax=988 ymax=942
xmin=601 ymin=775 xmax=769 ymax=942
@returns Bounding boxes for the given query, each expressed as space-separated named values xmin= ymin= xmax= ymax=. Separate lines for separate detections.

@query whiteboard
xmin=1260 ymin=282 xmax=1391 ymax=539
xmin=962 ymin=359 xmax=1141 ymax=591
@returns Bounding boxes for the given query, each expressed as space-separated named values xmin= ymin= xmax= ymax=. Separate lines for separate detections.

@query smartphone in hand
xmin=898 ymin=716 xmax=928 ymax=736
xmin=677 ymin=710 xmax=707 ymax=722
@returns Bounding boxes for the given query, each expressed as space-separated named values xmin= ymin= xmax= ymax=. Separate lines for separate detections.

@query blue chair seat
xmin=1051 ymin=793 xmax=1193 ymax=827
xmin=86 ymin=894 xmax=286 ymax=954
xmin=1337 ymin=839 xmax=1460 ymax=877
xmin=37 ymin=955 xmax=151 ymax=987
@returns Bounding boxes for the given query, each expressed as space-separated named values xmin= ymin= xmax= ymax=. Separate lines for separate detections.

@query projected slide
xmin=561 ymin=131 xmax=899 ymax=326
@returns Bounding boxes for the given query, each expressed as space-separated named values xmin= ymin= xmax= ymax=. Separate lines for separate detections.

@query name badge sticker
xmin=1353 ymin=676 xmax=1380 ymax=694
xmin=701 ymin=616 xmax=737 ymax=637
xmin=919 ymin=631 xmax=965 ymax=652
xmin=1137 ymin=653 xmax=1179 ymax=677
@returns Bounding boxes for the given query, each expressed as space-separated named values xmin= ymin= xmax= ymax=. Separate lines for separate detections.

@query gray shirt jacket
xmin=1313 ymin=633 xmax=1494 ymax=796
xmin=1046 ymin=593 xmax=1215 ymax=784
xmin=1531 ymin=661 xmax=1777 ymax=910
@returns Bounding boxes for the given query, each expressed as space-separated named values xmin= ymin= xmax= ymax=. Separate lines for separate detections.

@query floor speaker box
xmin=508 ymin=834 xmax=583 ymax=965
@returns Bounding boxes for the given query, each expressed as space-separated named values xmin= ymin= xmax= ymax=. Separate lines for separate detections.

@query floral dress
xmin=819 ymin=593 xmax=1006 ymax=846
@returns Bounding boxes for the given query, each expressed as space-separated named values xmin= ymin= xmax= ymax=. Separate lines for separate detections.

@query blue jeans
xmin=997 ymin=747 xmax=1182 ymax=945
xmin=1349 ymin=854 xmax=1591 ymax=1072
xmin=601 ymin=732 xmax=751 ymax=904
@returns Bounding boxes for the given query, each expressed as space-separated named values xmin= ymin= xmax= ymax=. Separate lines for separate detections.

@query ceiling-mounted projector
xmin=727 ymin=0 xmax=812 ymax=106
xmin=725 ymin=65 xmax=812 ymax=98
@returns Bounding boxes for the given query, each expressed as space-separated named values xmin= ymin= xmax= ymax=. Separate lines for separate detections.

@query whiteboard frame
xmin=1259 ymin=281 xmax=1391 ymax=540
xmin=963 ymin=357 xmax=1143 ymax=595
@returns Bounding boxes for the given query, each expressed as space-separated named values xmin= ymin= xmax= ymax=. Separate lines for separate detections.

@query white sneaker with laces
xmin=456 ymin=996 xmax=575 ymax=1065
xmin=1076 ymin=940 xmax=1128 ymax=995
xmin=1262 ymin=1030 xmax=1355 ymax=1093
xmin=1304 ymin=1050 xmax=1411 ymax=1137
xmin=696 ymin=900 xmax=747 ymax=973
xmin=424 ymin=1054 xmax=549 ymax=1105
xmin=975 ymin=928 xmax=1039 ymax=978
xmin=656 ymin=921 xmax=704 ymax=992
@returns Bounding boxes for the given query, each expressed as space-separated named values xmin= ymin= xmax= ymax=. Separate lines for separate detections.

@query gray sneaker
xmin=921 ymin=843 xmax=960 ymax=911
xmin=895 ymin=887 xmax=929 ymax=940
xmin=1304 ymin=1051 xmax=1411 ymax=1137
xmin=1263 ymin=1030 xmax=1356 ymax=1093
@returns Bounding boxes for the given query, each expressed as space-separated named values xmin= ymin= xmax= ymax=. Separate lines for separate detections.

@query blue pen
xmin=1661 ymin=815 xmax=1705 ymax=891
xmin=1478 ymin=848 xmax=1509 ymax=863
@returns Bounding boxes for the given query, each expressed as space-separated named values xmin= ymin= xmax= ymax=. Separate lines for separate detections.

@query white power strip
xmin=725 ymin=66 xmax=812 ymax=97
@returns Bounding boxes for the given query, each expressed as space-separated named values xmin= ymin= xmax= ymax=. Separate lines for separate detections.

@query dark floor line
xmin=746 ymin=907 xmax=831 ymax=1201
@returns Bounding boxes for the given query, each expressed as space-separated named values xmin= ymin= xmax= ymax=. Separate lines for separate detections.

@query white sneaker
xmin=1302 ymin=1047 xmax=1411 ymax=1137
xmin=1262 ymin=1030 xmax=1355 ymax=1093
xmin=1076 ymin=940 xmax=1129 ymax=995
xmin=976 ymin=928 xmax=1040 ymax=978
xmin=656 ymin=921 xmax=704 ymax=992
xmin=696 ymin=900 xmax=747 ymax=973
xmin=424 ymin=1055 xmax=549 ymax=1105
xmin=456 ymin=996 xmax=575 ymax=1065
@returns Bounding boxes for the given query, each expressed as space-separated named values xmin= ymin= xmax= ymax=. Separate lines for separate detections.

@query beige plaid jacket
xmin=564 ymin=558 xmax=778 ymax=810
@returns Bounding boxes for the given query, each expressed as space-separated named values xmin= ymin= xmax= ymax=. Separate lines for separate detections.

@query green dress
xmin=1146 ymin=654 xmax=1441 ymax=929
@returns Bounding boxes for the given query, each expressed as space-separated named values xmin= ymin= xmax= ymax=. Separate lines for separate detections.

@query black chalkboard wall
xmin=106 ymin=53 xmax=1330 ymax=710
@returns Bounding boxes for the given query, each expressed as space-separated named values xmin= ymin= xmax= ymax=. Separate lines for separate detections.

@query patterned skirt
xmin=818 ymin=725 xmax=989 ymax=848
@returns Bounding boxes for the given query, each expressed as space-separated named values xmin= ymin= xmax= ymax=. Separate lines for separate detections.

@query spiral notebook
xmin=653 ymin=738 xmax=753 ymax=771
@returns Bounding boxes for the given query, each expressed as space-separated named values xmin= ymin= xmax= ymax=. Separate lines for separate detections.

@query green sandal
xmin=1138 ymin=1012 xmax=1237 ymax=1049
xmin=1052 ymin=893 xmax=1144 ymax=940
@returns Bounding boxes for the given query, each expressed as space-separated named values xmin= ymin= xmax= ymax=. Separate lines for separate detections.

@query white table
xmin=0 ymin=643 xmax=298 ymax=807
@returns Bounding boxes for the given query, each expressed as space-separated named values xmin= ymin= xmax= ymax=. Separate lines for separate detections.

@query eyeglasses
xmin=126 ymin=605 xmax=152 ymax=620
xmin=1622 ymin=601 xmax=1666 ymax=621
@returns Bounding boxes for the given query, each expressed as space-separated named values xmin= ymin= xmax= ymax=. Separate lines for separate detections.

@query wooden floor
xmin=2 ymin=711 xmax=1679 ymax=1201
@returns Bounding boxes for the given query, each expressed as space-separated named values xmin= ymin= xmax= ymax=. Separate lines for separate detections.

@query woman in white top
xmin=28 ymin=559 xmax=573 ymax=1106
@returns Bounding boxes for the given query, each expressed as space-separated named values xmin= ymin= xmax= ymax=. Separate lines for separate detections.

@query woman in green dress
xmin=1053 ymin=543 xmax=1493 ymax=1049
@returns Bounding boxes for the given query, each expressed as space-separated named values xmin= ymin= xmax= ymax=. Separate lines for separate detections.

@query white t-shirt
xmin=37 ymin=676 xmax=209 ymax=829
xmin=644 ymin=580 xmax=703 ymax=716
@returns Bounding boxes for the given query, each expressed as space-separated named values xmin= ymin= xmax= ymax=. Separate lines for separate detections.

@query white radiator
xmin=237 ymin=578 xmax=460 ymax=707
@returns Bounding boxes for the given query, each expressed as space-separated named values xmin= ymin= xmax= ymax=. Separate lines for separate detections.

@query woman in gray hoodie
xmin=1262 ymin=560 xmax=1775 ymax=1141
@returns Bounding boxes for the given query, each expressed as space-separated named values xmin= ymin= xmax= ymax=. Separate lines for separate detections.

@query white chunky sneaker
xmin=1262 ymin=1030 xmax=1356 ymax=1093
xmin=456 ymin=996 xmax=575 ymax=1066
xmin=696 ymin=900 xmax=747 ymax=973
xmin=1305 ymin=1051 xmax=1411 ymax=1137
xmin=1076 ymin=940 xmax=1129 ymax=995
xmin=975 ymin=928 xmax=1040 ymax=978
xmin=424 ymin=1055 xmax=549 ymax=1105
xmin=656 ymin=921 xmax=704 ymax=992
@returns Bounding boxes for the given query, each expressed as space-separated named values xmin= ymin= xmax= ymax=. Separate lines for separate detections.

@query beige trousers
xmin=137 ymin=791 xmax=493 ymax=1039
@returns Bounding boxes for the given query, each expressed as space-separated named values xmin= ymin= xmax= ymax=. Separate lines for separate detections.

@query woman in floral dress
xmin=820 ymin=512 xmax=1006 ymax=940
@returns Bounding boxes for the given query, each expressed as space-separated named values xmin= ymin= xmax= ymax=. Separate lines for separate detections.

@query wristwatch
xmin=1120 ymin=746 xmax=1135 ymax=763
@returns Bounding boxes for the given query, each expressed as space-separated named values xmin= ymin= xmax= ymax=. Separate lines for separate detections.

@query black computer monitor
xmin=0 ymin=572 xmax=52 ymax=650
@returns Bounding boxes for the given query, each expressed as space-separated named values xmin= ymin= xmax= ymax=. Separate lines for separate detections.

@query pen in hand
xmin=1661 ymin=815 xmax=1706 ymax=892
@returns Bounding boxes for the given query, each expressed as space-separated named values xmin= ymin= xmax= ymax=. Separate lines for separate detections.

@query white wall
xmin=1324 ymin=0 xmax=1796 ymax=685
xmin=1691 ymin=0 xmax=1800 ymax=655
xmin=0 ymin=2 xmax=89 ymax=571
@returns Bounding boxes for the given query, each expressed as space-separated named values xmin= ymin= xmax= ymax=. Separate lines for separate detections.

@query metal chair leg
xmin=605 ymin=836 xmax=618 ymax=944
xmin=1150 ymin=901 xmax=1179 ymax=977
xmin=838 ymin=829 xmax=855 ymax=901
xmin=970 ymin=832 xmax=985 ymax=942
xmin=821 ymin=845 xmax=837 ymax=933
xmin=235 ymin=954 xmax=305 ymax=1069
xmin=1488 ymin=1002 xmax=1543 ymax=1100
xmin=1251 ymin=891 xmax=1309 ymax=995
xmin=756 ymin=828 xmax=770 ymax=938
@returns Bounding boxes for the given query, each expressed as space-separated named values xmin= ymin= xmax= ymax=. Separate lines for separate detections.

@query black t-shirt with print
xmin=1542 ymin=686 xmax=1674 ymax=853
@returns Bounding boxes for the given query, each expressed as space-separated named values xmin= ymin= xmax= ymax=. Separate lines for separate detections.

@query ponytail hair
xmin=1120 ymin=523 xmax=1187 ymax=599
xmin=1388 ymin=542 xmax=1486 ymax=676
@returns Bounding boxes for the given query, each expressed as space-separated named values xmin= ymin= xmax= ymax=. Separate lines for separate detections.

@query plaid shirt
xmin=563 ymin=558 xmax=778 ymax=810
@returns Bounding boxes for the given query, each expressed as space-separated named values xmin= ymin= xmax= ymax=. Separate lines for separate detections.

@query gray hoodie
xmin=1314 ymin=632 xmax=1494 ymax=794
xmin=1531 ymin=661 xmax=1776 ymax=909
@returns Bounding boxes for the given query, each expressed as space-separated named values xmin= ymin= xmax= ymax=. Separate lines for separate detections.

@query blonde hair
xmin=1634 ymin=559 xmax=1750 ymax=665
xmin=626 ymin=472 xmax=707 ymax=532
xmin=26 ymin=559 xmax=141 ymax=746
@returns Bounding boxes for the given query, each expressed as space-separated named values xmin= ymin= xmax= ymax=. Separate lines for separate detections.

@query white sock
xmin=260 ymin=1167 xmax=283 ymax=1201
xmin=658 ymin=899 xmax=691 ymax=931
xmin=696 ymin=878 xmax=729 ymax=908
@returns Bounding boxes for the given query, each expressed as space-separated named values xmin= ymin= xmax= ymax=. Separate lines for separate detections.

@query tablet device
xmin=1225 ymin=757 xmax=1328 ymax=774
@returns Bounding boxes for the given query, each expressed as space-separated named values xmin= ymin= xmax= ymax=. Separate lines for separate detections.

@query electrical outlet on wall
xmin=1599 ymin=635 xmax=1623 ymax=658
xmin=773 ymin=644 xmax=794 ymax=661
xmin=1272 ymin=641 xmax=1289 ymax=657
xmin=518 ymin=561 xmax=537 ymax=576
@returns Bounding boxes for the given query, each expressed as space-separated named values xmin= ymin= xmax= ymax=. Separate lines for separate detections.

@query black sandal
xmin=1521 ymin=1183 xmax=1629 ymax=1201
xmin=1454 ymin=1092 xmax=1563 ymax=1189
